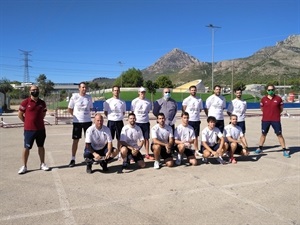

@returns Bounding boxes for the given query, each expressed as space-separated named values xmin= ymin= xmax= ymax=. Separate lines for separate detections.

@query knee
xmin=203 ymin=150 xmax=211 ymax=158
xmin=189 ymin=158 xmax=197 ymax=166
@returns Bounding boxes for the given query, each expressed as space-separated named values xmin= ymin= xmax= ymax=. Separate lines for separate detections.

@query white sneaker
xmin=40 ymin=163 xmax=50 ymax=171
xmin=175 ymin=157 xmax=181 ymax=166
xmin=154 ymin=161 xmax=160 ymax=169
xmin=196 ymin=150 xmax=203 ymax=157
xmin=18 ymin=166 xmax=27 ymax=174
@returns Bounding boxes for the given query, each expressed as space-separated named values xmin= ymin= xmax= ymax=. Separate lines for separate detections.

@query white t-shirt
xmin=201 ymin=126 xmax=223 ymax=146
xmin=120 ymin=124 xmax=144 ymax=149
xmin=224 ymin=124 xmax=244 ymax=141
xmin=151 ymin=124 xmax=173 ymax=144
xmin=182 ymin=95 xmax=203 ymax=121
xmin=131 ymin=97 xmax=152 ymax=123
xmin=68 ymin=93 xmax=93 ymax=123
xmin=205 ymin=95 xmax=226 ymax=120
xmin=85 ymin=124 xmax=112 ymax=150
xmin=103 ymin=97 xmax=126 ymax=121
xmin=174 ymin=124 xmax=195 ymax=142
xmin=227 ymin=99 xmax=247 ymax=122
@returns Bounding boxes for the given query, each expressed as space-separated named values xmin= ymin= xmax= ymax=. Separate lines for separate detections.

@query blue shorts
xmin=83 ymin=144 xmax=116 ymax=159
xmin=24 ymin=129 xmax=46 ymax=149
xmin=136 ymin=122 xmax=150 ymax=139
xmin=72 ymin=122 xmax=92 ymax=139
xmin=237 ymin=121 xmax=246 ymax=134
xmin=261 ymin=121 xmax=282 ymax=135
xmin=200 ymin=143 xmax=220 ymax=153
xmin=188 ymin=121 xmax=200 ymax=136
xmin=107 ymin=120 xmax=124 ymax=140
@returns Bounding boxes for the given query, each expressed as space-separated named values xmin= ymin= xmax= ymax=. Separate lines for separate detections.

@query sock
xmin=71 ymin=156 xmax=75 ymax=160
xmin=258 ymin=146 xmax=263 ymax=150
xmin=177 ymin=154 xmax=182 ymax=160
xmin=283 ymin=148 xmax=286 ymax=151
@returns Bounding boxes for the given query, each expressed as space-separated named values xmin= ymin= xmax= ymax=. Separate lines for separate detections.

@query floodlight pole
xmin=206 ymin=24 xmax=221 ymax=90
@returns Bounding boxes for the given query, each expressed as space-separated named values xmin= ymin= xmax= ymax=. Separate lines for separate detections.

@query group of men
xmin=17 ymin=82 xmax=290 ymax=175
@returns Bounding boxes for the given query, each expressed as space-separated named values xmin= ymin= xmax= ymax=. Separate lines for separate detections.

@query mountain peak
xmin=276 ymin=35 xmax=300 ymax=48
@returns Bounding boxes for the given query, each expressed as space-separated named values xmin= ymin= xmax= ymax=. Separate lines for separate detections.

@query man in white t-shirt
xmin=174 ymin=112 xmax=197 ymax=166
xmin=224 ymin=114 xmax=249 ymax=164
xmin=227 ymin=88 xmax=247 ymax=134
xmin=151 ymin=113 xmax=174 ymax=169
xmin=182 ymin=85 xmax=203 ymax=151
xmin=68 ymin=82 xmax=94 ymax=167
xmin=104 ymin=86 xmax=126 ymax=151
xmin=204 ymin=85 xmax=226 ymax=133
xmin=83 ymin=114 xmax=118 ymax=173
xmin=131 ymin=87 xmax=154 ymax=160
xmin=119 ymin=113 xmax=145 ymax=171
xmin=201 ymin=116 xmax=227 ymax=164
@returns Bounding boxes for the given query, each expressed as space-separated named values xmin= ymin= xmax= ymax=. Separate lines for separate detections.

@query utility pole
xmin=231 ymin=61 xmax=234 ymax=100
xmin=118 ymin=61 xmax=123 ymax=88
xmin=19 ymin=49 xmax=32 ymax=85
xmin=206 ymin=24 xmax=221 ymax=90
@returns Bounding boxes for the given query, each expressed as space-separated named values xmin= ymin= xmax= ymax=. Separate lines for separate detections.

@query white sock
xmin=71 ymin=156 xmax=75 ymax=160
xmin=177 ymin=154 xmax=182 ymax=160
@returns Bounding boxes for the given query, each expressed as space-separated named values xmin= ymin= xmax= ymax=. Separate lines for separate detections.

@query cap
xmin=139 ymin=87 xmax=146 ymax=92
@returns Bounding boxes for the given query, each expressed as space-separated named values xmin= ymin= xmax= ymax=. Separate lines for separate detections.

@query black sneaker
xmin=69 ymin=160 xmax=75 ymax=167
xmin=100 ymin=160 xmax=108 ymax=171
xmin=86 ymin=164 xmax=92 ymax=174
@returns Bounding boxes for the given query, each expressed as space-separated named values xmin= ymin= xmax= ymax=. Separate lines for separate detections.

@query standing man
xmin=151 ymin=113 xmax=174 ymax=169
xmin=182 ymin=85 xmax=203 ymax=150
xmin=255 ymin=85 xmax=290 ymax=157
xmin=68 ymin=82 xmax=93 ymax=167
xmin=83 ymin=114 xmax=118 ymax=173
xmin=120 ymin=113 xmax=145 ymax=170
xmin=204 ymin=85 xmax=226 ymax=133
xmin=224 ymin=114 xmax=249 ymax=164
xmin=153 ymin=87 xmax=177 ymax=132
xmin=18 ymin=85 xmax=50 ymax=174
xmin=131 ymin=87 xmax=154 ymax=160
xmin=104 ymin=85 xmax=126 ymax=151
xmin=227 ymin=88 xmax=247 ymax=134
xmin=174 ymin=112 xmax=197 ymax=166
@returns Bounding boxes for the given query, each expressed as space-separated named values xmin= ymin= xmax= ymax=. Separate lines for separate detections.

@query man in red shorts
xmin=18 ymin=85 xmax=50 ymax=174
xmin=255 ymin=84 xmax=290 ymax=158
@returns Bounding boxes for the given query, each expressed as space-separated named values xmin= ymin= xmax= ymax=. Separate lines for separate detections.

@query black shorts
xmin=107 ymin=120 xmax=124 ymax=140
xmin=188 ymin=121 xmax=200 ymax=136
xmin=216 ymin=120 xmax=224 ymax=133
xmin=24 ymin=129 xmax=46 ymax=149
xmin=174 ymin=145 xmax=195 ymax=158
xmin=200 ymin=143 xmax=220 ymax=153
xmin=72 ymin=122 xmax=92 ymax=139
xmin=237 ymin=121 xmax=246 ymax=134
xmin=136 ymin=122 xmax=150 ymax=139
xmin=83 ymin=144 xmax=116 ymax=159
xmin=128 ymin=149 xmax=144 ymax=162
xmin=150 ymin=143 xmax=173 ymax=160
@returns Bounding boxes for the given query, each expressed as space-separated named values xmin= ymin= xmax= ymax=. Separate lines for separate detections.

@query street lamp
xmin=206 ymin=24 xmax=221 ymax=90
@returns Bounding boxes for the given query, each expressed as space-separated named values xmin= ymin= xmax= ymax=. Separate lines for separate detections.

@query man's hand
xmin=93 ymin=152 xmax=102 ymax=161
xmin=212 ymin=151 xmax=219 ymax=157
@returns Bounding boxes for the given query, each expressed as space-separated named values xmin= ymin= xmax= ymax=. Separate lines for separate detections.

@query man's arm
xmin=68 ymin=108 xmax=73 ymax=116
xmin=152 ymin=101 xmax=160 ymax=117
xmin=204 ymin=108 xmax=209 ymax=116
xmin=18 ymin=111 xmax=25 ymax=122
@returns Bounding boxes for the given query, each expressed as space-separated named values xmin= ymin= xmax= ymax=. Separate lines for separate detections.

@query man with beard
xmin=227 ymin=88 xmax=247 ymax=134
xmin=204 ymin=85 xmax=226 ymax=133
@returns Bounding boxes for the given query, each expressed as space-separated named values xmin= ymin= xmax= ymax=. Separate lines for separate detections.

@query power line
xmin=19 ymin=49 xmax=32 ymax=83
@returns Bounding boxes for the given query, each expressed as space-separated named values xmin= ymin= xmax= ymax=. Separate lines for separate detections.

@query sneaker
xmin=223 ymin=152 xmax=229 ymax=157
xmin=100 ymin=160 xmax=108 ymax=171
xmin=283 ymin=150 xmax=291 ymax=158
xmin=217 ymin=157 xmax=226 ymax=165
xmin=255 ymin=148 xmax=263 ymax=154
xmin=202 ymin=158 xmax=208 ymax=163
xmin=175 ymin=157 xmax=181 ymax=166
xmin=196 ymin=150 xmax=203 ymax=157
xmin=68 ymin=160 xmax=75 ymax=167
xmin=229 ymin=157 xmax=237 ymax=164
xmin=122 ymin=162 xmax=128 ymax=170
xmin=40 ymin=163 xmax=50 ymax=171
xmin=18 ymin=166 xmax=27 ymax=174
xmin=145 ymin=154 xmax=155 ymax=160
xmin=86 ymin=164 xmax=92 ymax=174
xmin=154 ymin=161 xmax=160 ymax=169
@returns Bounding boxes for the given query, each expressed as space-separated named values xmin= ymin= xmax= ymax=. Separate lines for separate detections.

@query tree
xmin=144 ymin=80 xmax=159 ymax=104
xmin=36 ymin=74 xmax=54 ymax=97
xmin=114 ymin=68 xmax=144 ymax=87
xmin=233 ymin=81 xmax=246 ymax=91
xmin=0 ymin=78 xmax=14 ymax=111
xmin=155 ymin=75 xmax=173 ymax=88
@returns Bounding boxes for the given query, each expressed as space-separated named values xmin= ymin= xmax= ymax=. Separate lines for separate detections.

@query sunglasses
xmin=267 ymin=89 xmax=274 ymax=91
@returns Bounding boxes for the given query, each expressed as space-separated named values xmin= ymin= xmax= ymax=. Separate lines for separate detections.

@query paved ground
xmin=0 ymin=109 xmax=299 ymax=225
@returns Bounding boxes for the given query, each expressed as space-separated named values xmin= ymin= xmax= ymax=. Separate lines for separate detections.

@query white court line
xmin=47 ymin=152 xmax=77 ymax=225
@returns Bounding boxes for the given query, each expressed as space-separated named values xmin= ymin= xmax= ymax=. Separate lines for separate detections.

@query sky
xmin=1 ymin=0 xmax=299 ymax=84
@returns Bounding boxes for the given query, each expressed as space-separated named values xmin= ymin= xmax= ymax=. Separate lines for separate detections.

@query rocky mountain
xmin=142 ymin=35 xmax=300 ymax=86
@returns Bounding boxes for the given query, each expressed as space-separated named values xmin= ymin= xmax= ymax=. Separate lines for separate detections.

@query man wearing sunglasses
xmin=255 ymin=84 xmax=290 ymax=158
